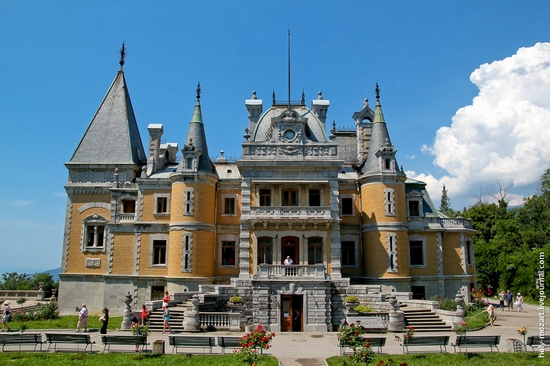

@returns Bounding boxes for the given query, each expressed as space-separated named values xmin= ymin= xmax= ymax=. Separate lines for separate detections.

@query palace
xmin=59 ymin=49 xmax=475 ymax=331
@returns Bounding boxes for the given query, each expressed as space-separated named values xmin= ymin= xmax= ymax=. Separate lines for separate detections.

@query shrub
xmin=229 ymin=296 xmax=243 ymax=304
xmin=234 ymin=324 xmax=275 ymax=365
xmin=345 ymin=296 xmax=359 ymax=304
xmin=354 ymin=305 xmax=374 ymax=314
xmin=338 ymin=321 xmax=366 ymax=349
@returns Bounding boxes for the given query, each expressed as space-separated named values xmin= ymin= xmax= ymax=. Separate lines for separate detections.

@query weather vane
xmin=119 ymin=43 xmax=126 ymax=68
xmin=375 ymin=82 xmax=380 ymax=101
xmin=196 ymin=82 xmax=201 ymax=100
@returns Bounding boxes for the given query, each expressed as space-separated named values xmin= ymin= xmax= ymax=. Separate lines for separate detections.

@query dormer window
xmin=385 ymin=158 xmax=391 ymax=170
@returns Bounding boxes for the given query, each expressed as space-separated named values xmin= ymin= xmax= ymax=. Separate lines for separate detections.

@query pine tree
xmin=439 ymin=185 xmax=451 ymax=214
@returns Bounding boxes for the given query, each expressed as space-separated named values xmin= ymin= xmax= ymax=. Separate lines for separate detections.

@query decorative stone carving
xmin=121 ymin=292 xmax=133 ymax=330
xmin=387 ymin=295 xmax=405 ymax=332
xmin=183 ymin=294 xmax=201 ymax=332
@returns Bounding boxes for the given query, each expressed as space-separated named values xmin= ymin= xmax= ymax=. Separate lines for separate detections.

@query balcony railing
xmin=426 ymin=217 xmax=473 ymax=229
xmin=118 ymin=213 xmax=136 ymax=222
xmin=255 ymin=264 xmax=327 ymax=279
xmin=249 ymin=206 xmax=331 ymax=220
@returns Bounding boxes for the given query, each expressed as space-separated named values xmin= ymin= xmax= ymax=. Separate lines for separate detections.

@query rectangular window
xmin=222 ymin=241 xmax=236 ymax=266
xmin=384 ymin=189 xmax=395 ymax=216
xmin=153 ymin=240 xmax=166 ymax=265
xmin=341 ymin=241 xmax=355 ymax=266
xmin=258 ymin=237 xmax=273 ymax=264
xmin=386 ymin=234 xmax=397 ymax=272
xmin=184 ymin=189 xmax=194 ymax=215
xmin=186 ymin=157 xmax=193 ymax=170
xmin=385 ymin=158 xmax=391 ymax=170
xmin=409 ymin=240 xmax=424 ymax=266
xmin=408 ymin=200 xmax=420 ymax=217
xmin=282 ymin=189 xmax=298 ymax=206
xmin=182 ymin=234 xmax=192 ymax=272
xmin=341 ymin=197 xmax=353 ymax=215
xmin=309 ymin=189 xmax=321 ymax=206
xmin=259 ymin=189 xmax=271 ymax=206
xmin=121 ymin=199 xmax=135 ymax=213
xmin=85 ymin=224 xmax=105 ymax=248
xmin=224 ymin=197 xmax=235 ymax=214
xmin=157 ymin=197 xmax=168 ymax=213
xmin=307 ymin=237 xmax=323 ymax=264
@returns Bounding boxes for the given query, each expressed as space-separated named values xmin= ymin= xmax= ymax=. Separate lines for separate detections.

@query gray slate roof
xmin=68 ymin=70 xmax=145 ymax=165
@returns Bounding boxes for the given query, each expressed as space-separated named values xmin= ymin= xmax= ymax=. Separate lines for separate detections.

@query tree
xmin=0 ymin=272 xmax=33 ymax=290
xmin=439 ymin=185 xmax=461 ymax=217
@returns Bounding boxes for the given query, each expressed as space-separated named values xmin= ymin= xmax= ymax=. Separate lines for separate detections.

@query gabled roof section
xmin=68 ymin=69 xmax=145 ymax=165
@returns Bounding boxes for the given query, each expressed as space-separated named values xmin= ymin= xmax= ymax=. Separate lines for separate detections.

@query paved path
xmin=8 ymin=302 xmax=548 ymax=365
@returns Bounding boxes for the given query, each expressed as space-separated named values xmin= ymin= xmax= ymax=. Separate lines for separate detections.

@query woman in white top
xmin=1 ymin=301 xmax=11 ymax=332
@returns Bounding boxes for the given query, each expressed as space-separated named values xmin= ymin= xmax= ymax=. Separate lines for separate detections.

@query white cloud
xmin=2 ymin=200 xmax=36 ymax=207
xmin=412 ymin=43 xmax=550 ymax=206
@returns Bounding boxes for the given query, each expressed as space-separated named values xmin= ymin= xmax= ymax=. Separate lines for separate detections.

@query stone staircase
xmin=147 ymin=304 xmax=185 ymax=332
xmin=403 ymin=309 xmax=452 ymax=332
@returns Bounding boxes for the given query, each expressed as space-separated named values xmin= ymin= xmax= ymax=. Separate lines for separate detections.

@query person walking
xmin=516 ymin=292 xmax=524 ymax=312
xmin=162 ymin=305 xmax=172 ymax=334
xmin=1 ymin=301 xmax=12 ymax=332
xmin=506 ymin=290 xmax=514 ymax=311
xmin=99 ymin=307 xmax=109 ymax=334
xmin=483 ymin=302 xmax=496 ymax=326
xmin=141 ymin=304 xmax=149 ymax=325
xmin=76 ymin=303 xmax=88 ymax=332
xmin=499 ymin=290 xmax=506 ymax=311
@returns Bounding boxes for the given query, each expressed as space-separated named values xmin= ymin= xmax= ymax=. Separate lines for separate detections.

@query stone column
xmin=387 ymin=295 xmax=405 ymax=332
xmin=121 ymin=292 xmax=133 ymax=330
xmin=183 ymin=294 xmax=201 ymax=332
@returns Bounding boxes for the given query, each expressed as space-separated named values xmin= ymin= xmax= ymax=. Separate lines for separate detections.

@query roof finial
xmin=119 ymin=42 xmax=126 ymax=69
xmin=196 ymin=82 xmax=201 ymax=101
xmin=375 ymin=82 xmax=380 ymax=101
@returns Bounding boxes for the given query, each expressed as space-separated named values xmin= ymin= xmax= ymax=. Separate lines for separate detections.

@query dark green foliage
xmin=0 ymin=272 xmax=57 ymax=298
xmin=464 ymin=168 xmax=550 ymax=300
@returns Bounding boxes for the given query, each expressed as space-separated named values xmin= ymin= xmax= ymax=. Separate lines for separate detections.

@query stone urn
xmin=387 ymin=295 xmax=405 ymax=332
xmin=121 ymin=292 xmax=133 ymax=330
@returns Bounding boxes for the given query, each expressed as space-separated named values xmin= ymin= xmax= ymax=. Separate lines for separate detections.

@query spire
xmin=373 ymin=82 xmax=386 ymax=124
xmin=68 ymin=45 xmax=145 ymax=166
xmin=184 ymin=82 xmax=214 ymax=173
xmin=361 ymin=83 xmax=399 ymax=176
xmin=191 ymin=82 xmax=203 ymax=124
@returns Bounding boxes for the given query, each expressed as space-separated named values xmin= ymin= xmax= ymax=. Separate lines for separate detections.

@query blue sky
xmin=1 ymin=1 xmax=549 ymax=273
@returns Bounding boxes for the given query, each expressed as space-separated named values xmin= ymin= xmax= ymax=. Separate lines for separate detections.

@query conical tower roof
xmin=68 ymin=51 xmax=145 ymax=165
xmin=184 ymin=83 xmax=215 ymax=174
xmin=361 ymin=84 xmax=399 ymax=175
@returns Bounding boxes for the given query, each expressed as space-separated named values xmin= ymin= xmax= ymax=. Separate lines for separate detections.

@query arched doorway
xmin=281 ymin=236 xmax=299 ymax=264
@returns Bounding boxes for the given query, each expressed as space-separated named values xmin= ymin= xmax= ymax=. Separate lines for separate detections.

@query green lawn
xmin=13 ymin=316 xmax=124 ymax=331
xmin=0 ymin=353 xmax=278 ymax=365
xmin=327 ymin=352 xmax=546 ymax=365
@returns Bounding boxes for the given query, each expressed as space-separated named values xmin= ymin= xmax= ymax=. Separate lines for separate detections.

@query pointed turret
xmin=177 ymin=83 xmax=215 ymax=174
xmin=68 ymin=44 xmax=145 ymax=166
xmin=361 ymin=83 xmax=400 ymax=176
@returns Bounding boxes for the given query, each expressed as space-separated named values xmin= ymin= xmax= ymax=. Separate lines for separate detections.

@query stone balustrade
xmin=249 ymin=206 xmax=331 ymax=219
xmin=0 ymin=289 xmax=44 ymax=301
xmin=255 ymin=264 xmax=327 ymax=279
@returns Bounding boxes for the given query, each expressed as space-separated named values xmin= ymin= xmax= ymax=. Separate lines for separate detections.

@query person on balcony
xmin=284 ymin=256 xmax=293 ymax=265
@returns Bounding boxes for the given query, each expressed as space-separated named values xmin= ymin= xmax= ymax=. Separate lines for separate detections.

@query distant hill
xmin=41 ymin=267 xmax=61 ymax=282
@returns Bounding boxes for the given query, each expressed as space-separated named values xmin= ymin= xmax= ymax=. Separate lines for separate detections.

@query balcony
xmin=249 ymin=206 xmax=331 ymax=220
xmin=425 ymin=217 xmax=473 ymax=230
xmin=254 ymin=264 xmax=327 ymax=279
xmin=118 ymin=213 xmax=136 ymax=222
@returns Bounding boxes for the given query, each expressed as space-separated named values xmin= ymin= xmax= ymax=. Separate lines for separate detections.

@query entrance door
xmin=282 ymin=236 xmax=299 ymax=264
xmin=281 ymin=294 xmax=303 ymax=332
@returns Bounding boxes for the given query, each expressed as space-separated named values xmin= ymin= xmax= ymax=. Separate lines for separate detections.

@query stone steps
xmin=403 ymin=309 xmax=452 ymax=332
xmin=147 ymin=306 xmax=185 ymax=332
